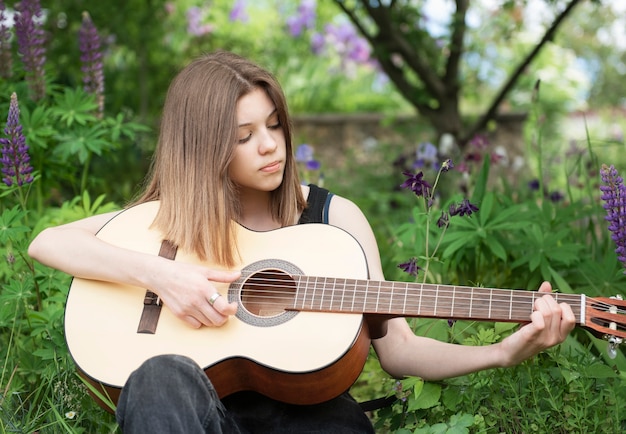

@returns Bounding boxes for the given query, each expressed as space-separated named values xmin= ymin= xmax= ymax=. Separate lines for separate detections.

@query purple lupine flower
xmin=306 ymin=160 xmax=321 ymax=170
xmin=449 ymin=199 xmax=479 ymax=217
xmin=0 ymin=2 xmax=13 ymax=79
xmin=400 ymin=170 xmax=431 ymax=199
xmin=0 ymin=93 xmax=33 ymax=187
xmin=79 ymin=12 xmax=105 ymax=116
xmin=295 ymin=143 xmax=321 ymax=173
xmin=186 ymin=7 xmax=213 ymax=36
xmin=229 ymin=0 xmax=248 ymax=23
xmin=295 ymin=143 xmax=314 ymax=162
xmin=286 ymin=0 xmax=316 ymax=37
xmin=15 ymin=0 xmax=46 ymax=101
xmin=600 ymin=164 xmax=626 ymax=272
xmin=398 ymin=257 xmax=420 ymax=277
xmin=310 ymin=32 xmax=325 ymax=55
xmin=414 ymin=142 xmax=438 ymax=169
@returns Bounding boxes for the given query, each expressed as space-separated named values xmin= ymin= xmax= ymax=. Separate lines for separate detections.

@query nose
xmin=258 ymin=128 xmax=278 ymax=154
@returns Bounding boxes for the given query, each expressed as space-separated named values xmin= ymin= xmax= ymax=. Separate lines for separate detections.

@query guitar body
xmin=64 ymin=201 xmax=371 ymax=410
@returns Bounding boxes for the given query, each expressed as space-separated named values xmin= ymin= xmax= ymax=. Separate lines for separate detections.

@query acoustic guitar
xmin=64 ymin=201 xmax=626 ymax=412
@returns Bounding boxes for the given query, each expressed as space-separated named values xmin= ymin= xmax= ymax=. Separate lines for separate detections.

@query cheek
xmin=228 ymin=149 xmax=247 ymax=182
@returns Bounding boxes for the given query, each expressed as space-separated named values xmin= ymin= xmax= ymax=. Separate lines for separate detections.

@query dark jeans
xmin=116 ymin=354 xmax=375 ymax=433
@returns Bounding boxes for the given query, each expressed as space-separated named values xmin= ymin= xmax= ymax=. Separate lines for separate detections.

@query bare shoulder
xmin=326 ymin=193 xmax=385 ymax=280
xmin=327 ymin=194 xmax=367 ymax=223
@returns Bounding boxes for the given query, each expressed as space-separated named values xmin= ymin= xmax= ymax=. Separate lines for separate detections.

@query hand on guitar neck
xmin=494 ymin=281 xmax=576 ymax=368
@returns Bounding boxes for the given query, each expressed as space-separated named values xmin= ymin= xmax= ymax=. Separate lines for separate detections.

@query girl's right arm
xmin=28 ymin=213 xmax=240 ymax=328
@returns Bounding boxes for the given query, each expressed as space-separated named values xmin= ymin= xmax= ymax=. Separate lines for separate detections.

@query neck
xmin=237 ymin=190 xmax=278 ymax=231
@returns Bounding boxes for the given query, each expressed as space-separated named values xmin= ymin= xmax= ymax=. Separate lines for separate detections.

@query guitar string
xmin=232 ymin=272 xmax=626 ymax=318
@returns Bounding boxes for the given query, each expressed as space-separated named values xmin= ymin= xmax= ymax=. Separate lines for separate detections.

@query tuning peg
xmin=607 ymin=295 xmax=624 ymax=359
xmin=607 ymin=335 xmax=623 ymax=359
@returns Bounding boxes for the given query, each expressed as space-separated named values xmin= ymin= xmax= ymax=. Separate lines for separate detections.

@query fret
xmin=374 ymin=282 xmax=382 ymax=312
xmin=469 ymin=286 xmax=474 ymax=318
xmin=580 ymin=294 xmax=586 ymax=325
xmin=350 ymin=280 xmax=356 ymax=312
xmin=417 ymin=286 xmax=424 ymax=315
xmin=488 ymin=288 xmax=493 ymax=319
xmin=509 ymin=290 xmax=513 ymax=320
xmin=402 ymin=281 xmax=408 ymax=314
xmin=319 ymin=277 xmax=326 ymax=310
xmin=329 ymin=277 xmax=335 ymax=310
xmin=390 ymin=282 xmax=394 ymax=314
xmin=363 ymin=281 xmax=368 ymax=312
xmin=309 ymin=276 xmax=315 ymax=310
xmin=301 ymin=276 xmax=309 ymax=309
xmin=433 ymin=284 xmax=438 ymax=316
xmin=450 ymin=285 xmax=455 ymax=317
xmin=339 ymin=279 xmax=345 ymax=311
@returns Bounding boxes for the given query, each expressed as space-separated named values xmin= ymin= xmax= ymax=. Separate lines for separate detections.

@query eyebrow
xmin=237 ymin=108 xmax=278 ymax=128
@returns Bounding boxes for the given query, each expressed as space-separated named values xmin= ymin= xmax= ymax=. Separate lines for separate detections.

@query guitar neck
xmin=291 ymin=276 xmax=585 ymax=324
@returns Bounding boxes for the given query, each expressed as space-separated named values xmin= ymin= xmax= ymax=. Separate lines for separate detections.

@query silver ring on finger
xmin=208 ymin=292 xmax=222 ymax=307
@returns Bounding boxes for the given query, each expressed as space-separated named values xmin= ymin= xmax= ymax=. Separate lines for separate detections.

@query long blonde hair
xmin=134 ymin=51 xmax=306 ymax=266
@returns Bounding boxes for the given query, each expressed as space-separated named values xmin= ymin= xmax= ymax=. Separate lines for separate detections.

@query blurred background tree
xmin=39 ymin=0 xmax=624 ymax=147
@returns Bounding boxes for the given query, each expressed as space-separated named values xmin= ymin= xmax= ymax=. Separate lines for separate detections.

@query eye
xmin=268 ymin=122 xmax=281 ymax=130
xmin=238 ymin=133 xmax=252 ymax=144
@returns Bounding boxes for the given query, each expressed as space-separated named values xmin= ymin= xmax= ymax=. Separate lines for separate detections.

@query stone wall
xmin=291 ymin=112 xmax=529 ymax=179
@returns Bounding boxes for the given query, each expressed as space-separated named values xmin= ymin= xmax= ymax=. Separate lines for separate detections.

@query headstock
xmin=585 ymin=295 xmax=626 ymax=359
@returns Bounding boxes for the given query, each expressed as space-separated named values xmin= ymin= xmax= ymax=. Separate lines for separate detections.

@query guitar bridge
xmin=136 ymin=239 xmax=177 ymax=334
xmin=137 ymin=290 xmax=162 ymax=334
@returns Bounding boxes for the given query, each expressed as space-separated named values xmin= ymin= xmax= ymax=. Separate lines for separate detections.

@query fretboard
xmin=292 ymin=276 xmax=584 ymax=324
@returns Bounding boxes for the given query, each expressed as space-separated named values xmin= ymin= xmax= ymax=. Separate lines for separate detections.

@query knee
xmin=139 ymin=354 xmax=200 ymax=375
xmin=126 ymin=354 xmax=211 ymax=392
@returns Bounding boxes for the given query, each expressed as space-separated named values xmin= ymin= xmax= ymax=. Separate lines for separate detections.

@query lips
xmin=261 ymin=161 xmax=281 ymax=173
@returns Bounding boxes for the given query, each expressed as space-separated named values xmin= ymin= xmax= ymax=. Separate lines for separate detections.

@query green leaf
xmin=478 ymin=192 xmax=495 ymax=225
xmin=50 ymin=88 xmax=99 ymax=127
xmin=0 ymin=206 xmax=30 ymax=243
xmin=53 ymin=125 xmax=112 ymax=163
xmin=484 ymin=236 xmax=507 ymax=261
xmin=20 ymin=105 xmax=58 ymax=150
xmin=471 ymin=156 xmax=491 ymax=204
xmin=407 ymin=381 xmax=441 ymax=411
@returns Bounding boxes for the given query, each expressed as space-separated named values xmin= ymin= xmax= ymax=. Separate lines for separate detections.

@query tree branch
xmin=444 ymin=0 xmax=469 ymax=88
xmin=462 ymin=0 xmax=583 ymax=144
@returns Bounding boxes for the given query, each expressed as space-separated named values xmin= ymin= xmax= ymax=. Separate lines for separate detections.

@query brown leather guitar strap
xmin=137 ymin=239 xmax=178 ymax=334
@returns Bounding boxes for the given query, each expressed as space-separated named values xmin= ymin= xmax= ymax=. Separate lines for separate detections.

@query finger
xmin=534 ymin=295 xmax=567 ymax=342
xmin=184 ymin=315 xmax=203 ymax=329
xmin=191 ymin=294 xmax=237 ymax=327
xmin=209 ymin=293 xmax=238 ymax=316
xmin=205 ymin=269 xmax=242 ymax=283
xmin=559 ymin=302 xmax=576 ymax=335
xmin=538 ymin=281 xmax=552 ymax=294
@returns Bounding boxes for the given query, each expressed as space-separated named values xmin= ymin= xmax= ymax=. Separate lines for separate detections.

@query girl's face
xmin=229 ymin=87 xmax=286 ymax=194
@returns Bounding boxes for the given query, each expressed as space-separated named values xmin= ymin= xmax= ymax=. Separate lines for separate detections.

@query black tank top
xmin=298 ymin=184 xmax=333 ymax=225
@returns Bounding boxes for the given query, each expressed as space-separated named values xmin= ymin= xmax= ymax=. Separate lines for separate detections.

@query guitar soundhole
xmin=230 ymin=259 xmax=302 ymax=327
xmin=241 ymin=269 xmax=296 ymax=317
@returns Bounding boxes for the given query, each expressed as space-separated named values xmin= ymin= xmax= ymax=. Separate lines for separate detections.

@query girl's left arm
xmin=327 ymin=195 xmax=576 ymax=381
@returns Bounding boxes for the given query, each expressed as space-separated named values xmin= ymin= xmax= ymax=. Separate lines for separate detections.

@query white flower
xmin=65 ymin=411 xmax=76 ymax=419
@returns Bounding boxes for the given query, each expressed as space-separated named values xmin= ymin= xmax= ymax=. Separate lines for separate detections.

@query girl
xmin=28 ymin=51 xmax=575 ymax=433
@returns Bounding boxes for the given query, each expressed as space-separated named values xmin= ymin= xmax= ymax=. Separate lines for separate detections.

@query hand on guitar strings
xmin=150 ymin=258 xmax=241 ymax=328
xmin=497 ymin=281 xmax=576 ymax=367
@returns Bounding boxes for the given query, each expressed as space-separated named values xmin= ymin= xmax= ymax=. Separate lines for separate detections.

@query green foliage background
xmin=2 ymin=0 xmax=626 ymax=432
